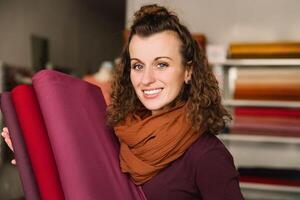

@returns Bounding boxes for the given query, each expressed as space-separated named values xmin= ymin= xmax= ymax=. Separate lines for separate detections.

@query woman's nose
xmin=141 ymin=68 xmax=155 ymax=85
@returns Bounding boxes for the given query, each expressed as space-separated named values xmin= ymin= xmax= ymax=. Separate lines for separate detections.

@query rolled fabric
xmin=33 ymin=70 xmax=146 ymax=200
xmin=240 ymin=176 xmax=300 ymax=187
xmin=228 ymin=42 xmax=300 ymax=58
xmin=235 ymin=107 xmax=300 ymax=118
xmin=12 ymin=85 xmax=65 ymax=200
xmin=234 ymin=81 xmax=300 ymax=101
xmin=230 ymin=122 xmax=300 ymax=137
xmin=234 ymin=115 xmax=300 ymax=126
xmin=238 ymin=167 xmax=300 ymax=181
xmin=0 ymin=92 xmax=40 ymax=200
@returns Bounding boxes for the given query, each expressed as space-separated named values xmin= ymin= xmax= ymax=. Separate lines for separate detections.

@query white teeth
xmin=143 ymin=88 xmax=162 ymax=95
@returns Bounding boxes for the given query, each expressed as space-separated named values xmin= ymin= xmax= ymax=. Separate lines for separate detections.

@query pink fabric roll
xmin=32 ymin=70 xmax=146 ymax=200
xmin=230 ymin=122 xmax=300 ymax=137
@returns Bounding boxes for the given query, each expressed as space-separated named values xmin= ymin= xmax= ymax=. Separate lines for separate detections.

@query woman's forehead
xmin=129 ymin=31 xmax=182 ymax=61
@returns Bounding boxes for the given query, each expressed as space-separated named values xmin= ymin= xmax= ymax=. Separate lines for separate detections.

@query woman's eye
xmin=132 ymin=64 xmax=143 ymax=71
xmin=157 ymin=63 xmax=169 ymax=69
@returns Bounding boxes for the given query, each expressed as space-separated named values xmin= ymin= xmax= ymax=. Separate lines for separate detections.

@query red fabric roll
xmin=12 ymin=85 xmax=64 ymax=200
xmin=240 ymin=176 xmax=300 ymax=187
xmin=235 ymin=107 xmax=300 ymax=118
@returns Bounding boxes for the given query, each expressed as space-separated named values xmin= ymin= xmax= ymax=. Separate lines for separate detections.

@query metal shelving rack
xmin=212 ymin=58 xmax=300 ymax=199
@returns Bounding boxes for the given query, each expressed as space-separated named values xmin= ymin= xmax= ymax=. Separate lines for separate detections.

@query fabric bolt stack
xmin=229 ymin=67 xmax=300 ymax=137
xmin=238 ymin=167 xmax=300 ymax=187
xmin=0 ymin=70 xmax=146 ymax=200
xmin=225 ymin=41 xmax=300 ymax=192
xmin=233 ymin=67 xmax=300 ymax=101
xmin=227 ymin=41 xmax=300 ymax=136
xmin=230 ymin=107 xmax=300 ymax=137
xmin=228 ymin=42 xmax=300 ymax=58
xmin=227 ymin=41 xmax=300 ymax=101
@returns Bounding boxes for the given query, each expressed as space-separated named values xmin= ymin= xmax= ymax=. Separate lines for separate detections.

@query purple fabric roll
xmin=32 ymin=70 xmax=146 ymax=200
xmin=0 ymin=92 xmax=41 ymax=200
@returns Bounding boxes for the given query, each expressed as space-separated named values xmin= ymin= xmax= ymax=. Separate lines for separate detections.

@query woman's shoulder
xmin=187 ymin=133 xmax=243 ymax=199
xmin=189 ymin=132 xmax=230 ymax=156
xmin=186 ymin=132 xmax=235 ymax=170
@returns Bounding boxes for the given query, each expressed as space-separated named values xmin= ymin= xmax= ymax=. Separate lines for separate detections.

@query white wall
xmin=126 ymin=0 xmax=300 ymax=45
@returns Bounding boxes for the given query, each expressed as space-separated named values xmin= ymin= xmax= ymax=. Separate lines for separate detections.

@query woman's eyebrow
xmin=154 ymin=56 xmax=173 ymax=61
xmin=130 ymin=57 xmax=172 ymax=64
xmin=130 ymin=58 xmax=144 ymax=63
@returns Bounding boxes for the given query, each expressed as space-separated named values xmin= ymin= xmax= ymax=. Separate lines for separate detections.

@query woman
xmin=2 ymin=4 xmax=244 ymax=199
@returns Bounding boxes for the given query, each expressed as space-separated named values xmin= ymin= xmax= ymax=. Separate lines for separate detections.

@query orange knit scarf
xmin=114 ymin=103 xmax=203 ymax=185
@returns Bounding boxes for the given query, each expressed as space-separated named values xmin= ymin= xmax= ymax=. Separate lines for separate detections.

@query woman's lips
xmin=142 ymin=88 xmax=163 ymax=99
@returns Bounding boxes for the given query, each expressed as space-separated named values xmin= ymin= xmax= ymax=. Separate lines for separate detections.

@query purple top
xmin=142 ymin=133 xmax=244 ymax=200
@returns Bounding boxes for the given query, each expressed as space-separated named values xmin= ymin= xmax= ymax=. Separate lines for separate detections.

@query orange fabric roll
xmin=228 ymin=42 xmax=300 ymax=58
xmin=234 ymin=81 xmax=300 ymax=101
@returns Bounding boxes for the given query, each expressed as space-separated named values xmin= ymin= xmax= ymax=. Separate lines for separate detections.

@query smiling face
xmin=129 ymin=31 xmax=192 ymax=115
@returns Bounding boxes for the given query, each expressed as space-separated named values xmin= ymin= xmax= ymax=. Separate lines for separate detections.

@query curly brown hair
xmin=107 ymin=4 xmax=231 ymax=134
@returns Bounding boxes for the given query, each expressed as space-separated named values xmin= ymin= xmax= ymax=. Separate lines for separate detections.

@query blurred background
xmin=0 ymin=0 xmax=300 ymax=199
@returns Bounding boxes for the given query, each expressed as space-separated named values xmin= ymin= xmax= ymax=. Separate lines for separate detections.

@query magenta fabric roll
xmin=235 ymin=107 xmax=300 ymax=118
xmin=230 ymin=122 xmax=300 ymax=137
xmin=32 ymin=70 xmax=146 ymax=200
xmin=0 ymin=92 xmax=41 ymax=200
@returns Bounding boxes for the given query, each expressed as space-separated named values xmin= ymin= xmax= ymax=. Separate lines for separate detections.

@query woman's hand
xmin=1 ymin=127 xmax=16 ymax=165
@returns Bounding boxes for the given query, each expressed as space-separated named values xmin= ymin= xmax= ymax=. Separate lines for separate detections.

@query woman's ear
xmin=184 ymin=62 xmax=193 ymax=84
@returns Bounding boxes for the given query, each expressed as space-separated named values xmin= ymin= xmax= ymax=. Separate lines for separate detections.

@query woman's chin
xmin=142 ymin=103 xmax=164 ymax=114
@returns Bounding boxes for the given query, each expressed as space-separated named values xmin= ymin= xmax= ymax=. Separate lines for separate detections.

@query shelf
xmin=211 ymin=59 xmax=300 ymax=67
xmin=223 ymin=99 xmax=300 ymax=108
xmin=218 ymin=134 xmax=300 ymax=145
xmin=214 ymin=58 xmax=300 ymax=199
xmin=240 ymin=182 xmax=300 ymax=194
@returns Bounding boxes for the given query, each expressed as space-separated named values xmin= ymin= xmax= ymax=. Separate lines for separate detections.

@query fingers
xmin=1 ymin=127 xmax=14 ymax=151
xmin=1 ymin=127 xmax=9 ymax=137
xmin=5 ymin=136 xmax=14 ymax=151
xmin=1 ymin=127 xmax=17 ymax=165
xmin=1 ymin=127 xmax=9 ymax=140
xmin=1 ymin=127 xmax=16 ymax=165
xmin=3 ymin=127 xmax=8 ymax=133
xmin=11 ymin=159 xmax=16 ymax=165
